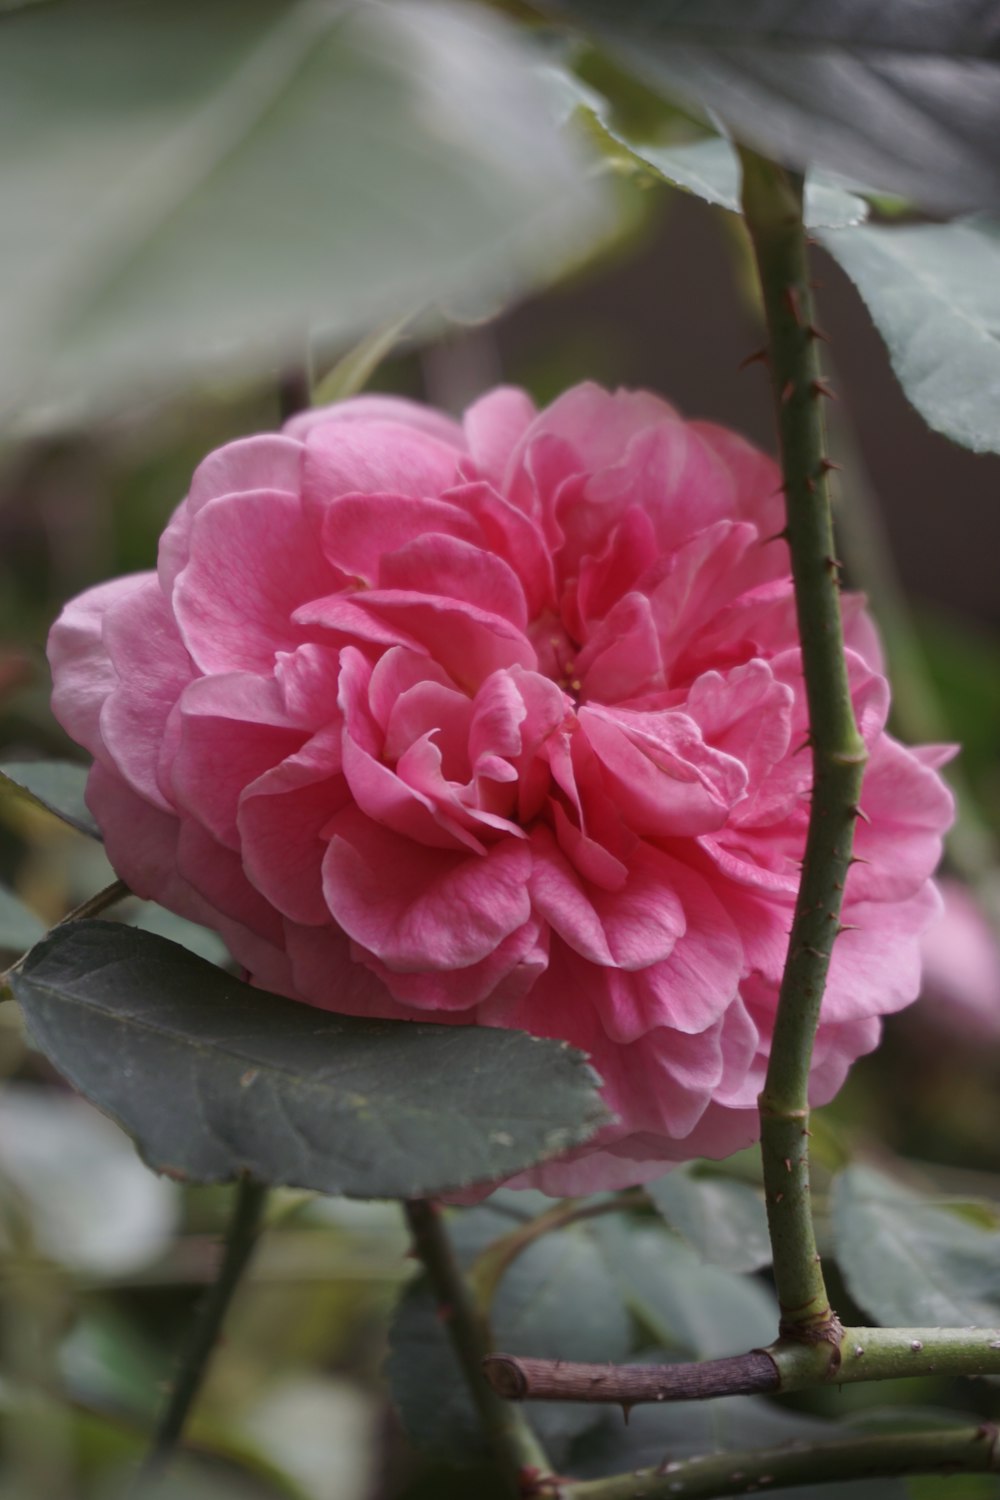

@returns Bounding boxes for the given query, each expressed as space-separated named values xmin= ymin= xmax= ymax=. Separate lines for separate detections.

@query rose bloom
xmin=49 ymin=384 xmax=953 ymax=1194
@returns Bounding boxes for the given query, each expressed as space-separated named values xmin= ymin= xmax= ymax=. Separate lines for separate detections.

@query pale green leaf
xmin=820 ymin=215 xmax=1000 ymax=454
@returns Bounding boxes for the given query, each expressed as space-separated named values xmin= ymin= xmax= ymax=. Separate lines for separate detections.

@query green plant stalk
xmin=564 ymin=1424 xmax=1000 ymax=1500
xmin=468 ymin=1190 xmax=645 ymax=1313
xmin=403 ymin=1199 xmax=552 ymax=1495
xmin=132 ymin=1175 xmax=268 ymax=1490
xmin=739 ymin=150 xmax=867 ymax=1341
xmin=485 ymin=1323 xmax=1000 ymax=1405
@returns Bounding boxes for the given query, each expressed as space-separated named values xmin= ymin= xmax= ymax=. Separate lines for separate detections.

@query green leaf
xmin=0 ymin=883 xmax=45 ymax=953
xmin=10 ymin=921 xmax=608 ymax=1198
xmin=1 ymin=0 xmax=606 ymax=422
xmin=592 ymin=1219 xmax=777 ymax=1358
xmin=820 ymin=216 xmax=1000 ymax=455
xmin=541 ymin=2 xmax=1000 ymax=212
xmin=581 ymin=110 xmax=867 ymax=228
xmin=0 ymin=759 xmax=98 ymax=838
xmin=645 ymin=1166 xmax=771 ymax=1273
xmin=387 ymin=1214 xmax=631 ymax=1463
xmin=832 ymin=1164 xmax=1000 ymax=1327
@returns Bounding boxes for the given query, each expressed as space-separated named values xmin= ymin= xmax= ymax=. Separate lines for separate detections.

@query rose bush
xmin=48 ymin=383 xmax=953 ymax=1193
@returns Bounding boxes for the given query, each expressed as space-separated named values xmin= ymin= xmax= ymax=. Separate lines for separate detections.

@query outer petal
xmin=49 ymin=574 xmax=150 ymax=760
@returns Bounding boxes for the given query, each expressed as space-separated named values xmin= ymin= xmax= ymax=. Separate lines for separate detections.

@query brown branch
xmin=483 ymin=1351 xmax=779 ymax=1406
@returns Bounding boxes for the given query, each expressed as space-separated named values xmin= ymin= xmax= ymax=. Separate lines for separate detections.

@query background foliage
xmin=2 ymin=2 xmax=1000 ymax=1497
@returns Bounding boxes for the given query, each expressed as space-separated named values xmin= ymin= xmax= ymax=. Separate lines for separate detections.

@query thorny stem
xmin=404 ymin=1200 xmax=553 ymax=1497
xmin=131 ymin=1176 xmax=267 ymax=1491
xmin=739 ymin=150 xmax=866 ymax=1344
xmin=563 ymin=1424 xmax=1000 ymax=1500
xmin=484 ymin=1324 xmax=1000 ymax=1405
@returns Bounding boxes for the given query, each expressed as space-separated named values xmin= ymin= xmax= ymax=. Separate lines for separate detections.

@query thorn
xmin=806 ymin=322 xmax=831 ymax=343
xmin=810 ymin=378 xmax=838 ymax=401
xmin=739 ymin=347 xmax=769 ymax=371
xmin=848 ymin=854 xmax=870 ymax=866
xmin=825 ymin=555 xmax=844 ymax=572
xmin=782 ymin=285 xmax=804 ymax=325
xmin=792 ymin=736 xmax=812 ymax=756
xmin=804 ymin=475 xmax=817 ymax=494
xmin=620 ymin=1402 xmax=633 ymax=1426
xmin=773 ymin=1192 xmax=784 ymax=1204
xmin=818 ymin=457 xmax=842 ymax=473
xmin=850 ymin=804 xmax=872 ymax=824
xmin=837 ymin=923 xmax=860 ymax=935
xmin=761 ymin=527 xmax=790 ymax=546
xmin=780 ymin=379 xmax=796 ymax=404
xmin=783 ymin=1157 xmax=793 ymax=1173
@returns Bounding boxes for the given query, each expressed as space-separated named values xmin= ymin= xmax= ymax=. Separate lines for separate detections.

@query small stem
xmin=739 ymin=149 xmax=866 ymax=1342
xmin=1 ymin=879 xmax=131 ymax=993
xmin=564 ymin=1424 xmax=1000 ymax=1500
xmin=403 ymin=1200 xmax=552 ymax=1496
xmin=468 ymin=1192 xmax=645 ymax=1313
xmin=132 ymin=1176 xmax=267 ymax=1490
xmin=484 ymin=1351 xmax=780 ymax=1406
xmin=484 ymin=1325 xmax=1000 ymax=1407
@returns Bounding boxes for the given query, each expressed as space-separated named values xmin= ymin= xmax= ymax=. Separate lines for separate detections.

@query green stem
xmin=468 ymin=1191 xmax=645 ymax=1313
xmin=132 ymin=1176 xmax=267 ymax=1490
xmin=565 ymin=1424 xmax=1000 ymax=1500
xmin=739 ymin=150 xmax=867 ymax=1342
xmin=403 ymin=1200 xmax=552 ymax=1496
xmin=485 ymin=1325 xmax=1000 ymax=1406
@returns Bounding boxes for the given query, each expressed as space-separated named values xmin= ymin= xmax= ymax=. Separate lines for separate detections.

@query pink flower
xmin=919 ymin=878 xmax=1000 ymax=1043
xmin=48 ymin=384 xmax=953 ymax=1194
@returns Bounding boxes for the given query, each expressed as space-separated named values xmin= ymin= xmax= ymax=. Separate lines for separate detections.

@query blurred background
xmin=2 ymin=4 xmax=1000 ymax=1498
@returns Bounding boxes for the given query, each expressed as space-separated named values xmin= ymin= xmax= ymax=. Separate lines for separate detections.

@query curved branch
xmin=565 ymin=1424 xmax=1000 ymax=1500
xmin=484 ymin=1325 xmax=1000 ymax=1407
xmin=739 ymin=149 xmax=867 ymax=1341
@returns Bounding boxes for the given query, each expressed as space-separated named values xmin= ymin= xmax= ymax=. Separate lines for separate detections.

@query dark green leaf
xmin=592 ymin=1219 xmax=777 ymax=1358
xmin=820 ymin=216 xmax=1000 ymax=454
xmin=646 ymin=1166 xmax=772 ymax=1273
xmin=0 ymin=883 xmax=45 ymax=952
xmin=542 ymin=1 xmax=1000 ymax=211
xmin=832 ymin=1165 xmax=1000 ymax=1326
xmin=387 ymin=1214 xmax=630 ymax=1463
xmin=11 ymin=921 xmax=608 ymax=1198
xmin=0 ymin=759 xmax=98 ymax=838
xmin=1 ymin=0 xmax=605 ymax=422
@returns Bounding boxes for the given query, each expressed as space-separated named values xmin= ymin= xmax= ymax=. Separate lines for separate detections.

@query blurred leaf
xmin=387 ymin=1216 xmax=630 ymax=1463
xmin=12 ymin=921 xmax=608 ymax=1197
xmin=60 ymin=1305 xmax=166 ymax=1418
xmin=1 ymin=0 xmax=605 ymax=422
xmin=239 ymin=1375 xmax=377 ymax=1500
xmin=832 ymin=1164 xmax=1000 ymax=1326
xmin=540 ymin=1 xmax=1000 ymax=211
xmin=124 ymin=900 xmax=231 ymax=968
xmin=310 ymin=311 xmax=415 ymax=407
xmin=645 ymin=1166 xmax=772 ymax=1273
xmin=0 ymin=882 xmax=45 ymax=952
xmin=0 ymin=758 xmax=98 ymax=838
xmin=592 ymin=1219 xmax=778 ymax=1358
xmin=821 ymin=216 xmax=1000 ymax=455
xmin=0 ymin=1083 xmax=179 ymax=1274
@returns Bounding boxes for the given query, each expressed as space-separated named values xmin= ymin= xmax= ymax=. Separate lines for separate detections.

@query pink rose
xmin=919 ymin=878 xmax=1000 ymax=1043
xmin=48 ymin=384 xmax=953 ymax=1194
